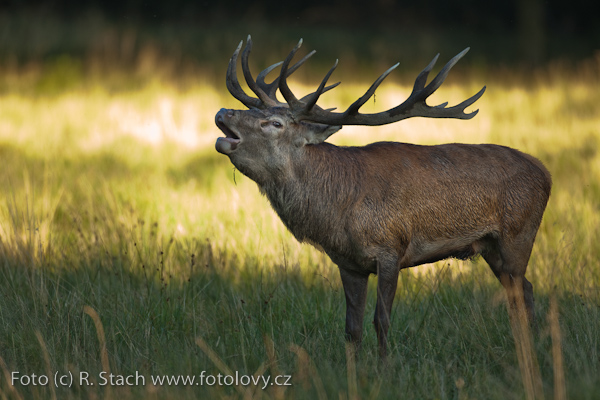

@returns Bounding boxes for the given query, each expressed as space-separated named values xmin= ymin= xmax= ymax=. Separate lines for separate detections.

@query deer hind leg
xmin=482 ymin=235 xmax=536 ymax=323
xmin=484 ymin=234 xmax=544 ymax=398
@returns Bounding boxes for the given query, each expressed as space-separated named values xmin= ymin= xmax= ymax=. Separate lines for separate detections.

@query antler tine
xmin=226 ymin=40 xmax=262 ymax=109
xmin=278 ymin=39 xmax=305 ymax=109
xmin=256 ymin=50 xmax=317 ymax=103
xmin=442 ymin=85 xmax=487 ymax=119
xmin=301 ymin=59 xmax=340 ymax=113
xmin=420 ymin=47 xmax=470 ymax=99
xmin=256 ymin=61 xmax=283 ymax=99
xmin=299 ymin=82 xmax=341 ymax=104
xmin=400 ymin=85 xmax=487 ymax=120
xmin=344 ymin=62 xmax=399 ymax=116
xmin=386 ymin=48 xmax=480 ymax=119
xmin=287 ymin=50 xmax=317 ymax=76
xmin=241 ymin=36 xmax=279 ymax=107
xmin=412 ymin=53 xmax=439 ymax=93
xmin=245 ymin=37 xmax=335 ymax=111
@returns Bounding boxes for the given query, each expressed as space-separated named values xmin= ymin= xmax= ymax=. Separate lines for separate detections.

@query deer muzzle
xmin=215 ymin=108 xmax=241 ymax=154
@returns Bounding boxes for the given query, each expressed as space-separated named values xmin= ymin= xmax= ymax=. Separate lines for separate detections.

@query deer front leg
xmin=373 ymin=263 xmax=400 ymax=360
xmin=338 ymin=268 xmax=369 ymax=351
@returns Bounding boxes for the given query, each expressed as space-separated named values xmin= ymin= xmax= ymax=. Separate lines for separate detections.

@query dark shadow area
xmin=1 ymin=234 xmax=599 ymax=399
xmin=0 ymin=2 xmax=598 ymax=94
xmin=0 ymin=228 xmax=345 ymax=398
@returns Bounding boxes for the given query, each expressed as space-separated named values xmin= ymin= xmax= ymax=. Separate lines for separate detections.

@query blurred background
xmin=1 ymin=0 xmax=598 ymax=90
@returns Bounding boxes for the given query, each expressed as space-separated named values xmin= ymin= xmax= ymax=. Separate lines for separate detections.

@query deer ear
xmin=304 ymin=124 xmax=342 ymax=145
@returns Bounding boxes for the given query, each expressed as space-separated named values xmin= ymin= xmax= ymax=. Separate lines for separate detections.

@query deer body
xmin=215 ymin=37 xmax=551 ymax=358
xmin=258 ymin=139 xmax=549 ymax=266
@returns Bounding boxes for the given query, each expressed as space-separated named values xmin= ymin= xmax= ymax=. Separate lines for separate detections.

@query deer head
xmin=216 ymin=36 xmax=485 ymax=183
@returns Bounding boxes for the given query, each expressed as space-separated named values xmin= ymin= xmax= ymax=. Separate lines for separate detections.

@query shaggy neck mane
xmin=259 ymin=143 xmax=365 ymax=249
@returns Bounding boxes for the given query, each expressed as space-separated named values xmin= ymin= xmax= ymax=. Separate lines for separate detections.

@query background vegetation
xmin=0 ymin=3 xmax=599 ymax=399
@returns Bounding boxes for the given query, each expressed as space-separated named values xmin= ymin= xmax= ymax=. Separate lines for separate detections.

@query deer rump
xmin=215 ymin=36 xmax=552 ymax=359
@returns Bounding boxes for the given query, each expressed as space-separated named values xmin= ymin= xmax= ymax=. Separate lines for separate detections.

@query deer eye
xmin=271 ymin=121 xmax=283 ymax=128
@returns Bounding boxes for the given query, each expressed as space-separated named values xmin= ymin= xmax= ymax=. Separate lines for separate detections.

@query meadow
xmin=0 ymin=30 xmax=599 ymax=399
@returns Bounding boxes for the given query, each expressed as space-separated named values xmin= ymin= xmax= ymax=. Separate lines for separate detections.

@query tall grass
xmin=0 ymin=42 xmax=599 ymax=399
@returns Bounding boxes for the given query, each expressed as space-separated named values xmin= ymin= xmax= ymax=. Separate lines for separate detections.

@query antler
xmin=226 ymin=36 xmax=486 ymax=126
xmin=226 ymin=35 xmax=337 ymax=110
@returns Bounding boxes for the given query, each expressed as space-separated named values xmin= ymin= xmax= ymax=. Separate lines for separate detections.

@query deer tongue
xmin=216 ymin=137 xmax=240 ymax=154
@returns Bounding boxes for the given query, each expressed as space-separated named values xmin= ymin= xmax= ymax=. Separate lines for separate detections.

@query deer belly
xmin=402 ymin=236 xmax=484 ymax=268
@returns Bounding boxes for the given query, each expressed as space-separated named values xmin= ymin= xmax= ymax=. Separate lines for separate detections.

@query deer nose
xmin=219 ymin=108 xmax=234 ymax=117
xmin=215 ymin=108 xmax=233 ymax=125
xmin=216 ymin=108 xmax=234 ymax=124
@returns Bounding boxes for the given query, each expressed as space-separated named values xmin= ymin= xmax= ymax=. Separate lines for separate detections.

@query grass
xmin=0 ymin=39 xmax=599 ymax=399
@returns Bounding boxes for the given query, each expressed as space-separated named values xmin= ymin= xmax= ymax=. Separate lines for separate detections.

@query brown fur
xmin=215 ymin=105 xmax=551 ymax=358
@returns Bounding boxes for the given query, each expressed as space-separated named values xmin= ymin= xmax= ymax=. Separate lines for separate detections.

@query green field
xmin=1 ymin=37 xmax=599 ymax=399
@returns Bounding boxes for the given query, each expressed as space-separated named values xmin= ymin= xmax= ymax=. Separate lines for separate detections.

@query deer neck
xmin=258 ymin=143 xmax=363 ymax=245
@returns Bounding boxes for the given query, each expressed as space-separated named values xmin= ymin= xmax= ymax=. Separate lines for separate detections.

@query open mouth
xmin=215 ymin=113 xmax=241 ymax=153
xmin=216 ymin=118 xmax=240 ymax=141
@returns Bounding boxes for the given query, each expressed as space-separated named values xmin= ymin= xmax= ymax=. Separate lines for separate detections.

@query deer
xmin=215 ymin=36 xmax=552 ymax=359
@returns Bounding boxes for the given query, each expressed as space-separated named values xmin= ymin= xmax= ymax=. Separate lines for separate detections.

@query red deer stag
xmin=215 ymin=36 xmax=551 ymax=358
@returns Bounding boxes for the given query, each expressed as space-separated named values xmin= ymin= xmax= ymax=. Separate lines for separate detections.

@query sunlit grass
xmin=0 ymin=56 xmax=599 ymax=399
